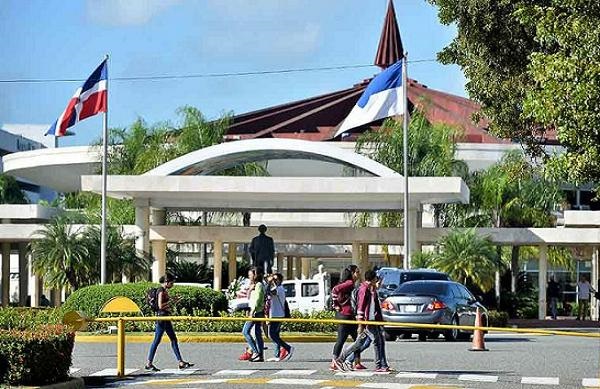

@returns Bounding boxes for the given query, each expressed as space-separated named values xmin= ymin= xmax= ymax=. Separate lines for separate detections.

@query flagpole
xmin=100 ymin=54 xmax=109 ymax=285
xmin=402 ymin=52 xmax=410 ymax=270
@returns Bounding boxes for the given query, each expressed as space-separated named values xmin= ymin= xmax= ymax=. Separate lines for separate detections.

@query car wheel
xmin=418 ymin=333 xmax=427 ymax=342
xmin=384 ymin=331 xmax=397 ymax=342
xmin=444 ymin=316 xmax=459 ymax=342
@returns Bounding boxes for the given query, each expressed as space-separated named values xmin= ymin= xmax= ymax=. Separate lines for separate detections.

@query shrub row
xmin=487 ymin=310 xmax=509 ymax=327
xmin=0 ymin=307 xmax=61 ymax=330
xmin=0 ymin=325 xmax=74 ymax=386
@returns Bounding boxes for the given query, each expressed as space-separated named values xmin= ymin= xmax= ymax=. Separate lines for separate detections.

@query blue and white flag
xmin=334 ymin=60 xmax=405 ymax=138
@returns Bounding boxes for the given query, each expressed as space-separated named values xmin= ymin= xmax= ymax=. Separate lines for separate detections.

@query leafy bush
xmin=0 ymin=308 xmax=61 ymax=330
xmin=62 ymin=282 xmax=228 ymax=318
xmin=487 ymin=310 xmax=509 ymax=327
xmin=0 ymin=325 xmax=74 ymax=386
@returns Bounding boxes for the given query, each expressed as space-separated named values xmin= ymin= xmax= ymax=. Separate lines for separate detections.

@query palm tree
xmin=432 ymin=229 xmax=497 ymax=292
xmin=30 ymin=215 xmax=94 ymax=290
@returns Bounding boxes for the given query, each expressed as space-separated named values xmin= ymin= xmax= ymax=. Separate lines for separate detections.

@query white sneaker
xmin=266 ymin=357 xmax=280 ymax=362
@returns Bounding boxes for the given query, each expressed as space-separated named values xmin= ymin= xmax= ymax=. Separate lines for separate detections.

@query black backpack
xmin=350 ymin=287 xmax=360 ymax=315
xmin=146 ymin=287 xmax=161 ymax=312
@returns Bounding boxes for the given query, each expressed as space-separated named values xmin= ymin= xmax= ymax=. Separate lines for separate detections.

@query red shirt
xmin=332 ymin=279 xmax=355 ymax=317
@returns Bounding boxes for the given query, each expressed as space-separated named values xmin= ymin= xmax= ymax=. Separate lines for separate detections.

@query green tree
xmin=0 ymin=174 xmax=28 ymax=204
xmin=432 ymin=229 xmax=497 ymax=292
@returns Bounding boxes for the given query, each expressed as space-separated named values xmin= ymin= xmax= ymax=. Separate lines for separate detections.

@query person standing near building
xmin=145 ymin=274 xmax=194 ymax=371
xmin=266 ymin=273 xmax=294 ymax=361
xmin=249 ymin=225 xmax=275 ymax=274
xmin=577 ymin=275 xmax=595 ymax=320
xmin=242 ymin=267 xmax=266 ymax=362
xmin=547 ymin=277 xmax=561 ymax=320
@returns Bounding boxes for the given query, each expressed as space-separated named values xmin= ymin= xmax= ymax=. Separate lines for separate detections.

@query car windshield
xmin=397 ymin=282 xmax=449 ymax=296
xmin=380 ymin=271 xmax=448 ymax=290
xmin=401 ymin=272 xmax=448 ymax=282
xmin=381 ymin=271 xmax=400 ymax=290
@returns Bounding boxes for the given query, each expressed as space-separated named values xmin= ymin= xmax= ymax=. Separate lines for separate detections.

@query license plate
xmin=402 ymin=305 xmax=419 ymax=313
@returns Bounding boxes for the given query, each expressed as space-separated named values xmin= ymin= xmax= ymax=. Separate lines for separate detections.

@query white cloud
xmin=86 ymin=0 xmax=180 ymax=26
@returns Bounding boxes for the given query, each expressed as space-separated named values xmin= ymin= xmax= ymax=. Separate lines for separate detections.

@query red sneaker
xmin=238 ymin=351 xmax=252 ymax=361
xmin=329 ymin=360 xmax=338 ymax=371
xmin=354 ymin=363 xmax=367 ymax=370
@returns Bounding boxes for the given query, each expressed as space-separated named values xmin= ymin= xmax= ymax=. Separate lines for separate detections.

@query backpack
xmin=146 ymin=287 xmax=160 ymax=313
xmin=350 ymin=287 xmax=360 ymax=315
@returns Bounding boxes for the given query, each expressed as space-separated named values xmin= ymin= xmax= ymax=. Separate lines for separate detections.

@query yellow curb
xmin=75 ymin=334 xmax=337 ymax=343
xmin=226 ymin=378 xmax=272 ymax=385
xmin=320 ymin=379 xmax=363 ymax=387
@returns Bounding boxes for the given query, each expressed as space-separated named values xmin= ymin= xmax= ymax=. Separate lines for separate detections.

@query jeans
xmin=147 ymin=320 xmax=183 ymax=363
xmin=242 ymin=312 xmax=265 ymax=355
xmin=549 ymin=297 xmax=558 ymax=319
xmin=578 ymin=299 xmax=590 ymax=320
xmin=337 ymin=325 xmax=388 ymax=369
xmin=332 ymin=314 xmax=359 ymax=359
xmin=268 ymin=321 xmax=291 ymax=358
xmin=347 ymin=334 xmax=371 ymax=363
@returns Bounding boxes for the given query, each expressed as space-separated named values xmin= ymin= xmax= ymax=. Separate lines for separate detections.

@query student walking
xmin=333 ymin=270 xmax=392 ymax=373
xmin=330 ymin=265 xmax=367 ymax=370
xmin=577 ymin=275 xmax=596 ymax=320
xmin=242 ymin=267 xmax=266 ymax=362
xmin=145 ymin=274 xmax=194 ymax=371
xmin=266 ymin=273 xmax=294 ymax=362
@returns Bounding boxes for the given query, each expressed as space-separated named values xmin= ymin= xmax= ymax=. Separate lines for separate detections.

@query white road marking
xmin=583 ymin=378 xmax=600 ymax=387
xmin=521 ymin=377 xmax=559 ymax=385
xmin=268 ymin=378 xmax=326 ymax=385
xmin=152 ymin=368 xmax=199 ymax=375
xmin=359 ymin=383 xmax=427 ymax=389
xmin=396 ymin=372 xmax=438 ymax=379
xmin=90 ymin=368 xmax=138 ymax=376
xmin=213 ymin=369 xmax=257 ymax=376
xmin=273 ymin=370 xmax=318 ymax=376
xmin=458 ymin=374 xmax=498 ymax=382
xmin=335 ymin=371 xmax=374 ymax=377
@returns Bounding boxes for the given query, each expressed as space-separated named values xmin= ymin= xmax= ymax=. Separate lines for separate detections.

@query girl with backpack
xmin=242 ymin=267 xmax=266 ymax=362
xmin=266 ymin=273 xmax=294 ymax=361
xmin=330 ymin=265 xmax=366 ymax=371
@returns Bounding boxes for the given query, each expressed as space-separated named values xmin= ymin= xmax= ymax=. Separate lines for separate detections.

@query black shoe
xmin=144 ymin=364 xmax=160 ymax=372
xmin=249 ymin=353 xmax=264 ymax=362
xmin=178 ymin=361 xmax=194 ymax=369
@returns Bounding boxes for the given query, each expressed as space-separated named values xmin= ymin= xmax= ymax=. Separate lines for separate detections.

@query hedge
xmin=0 ymin=325 xmax=74 ymax=386
xmin=488 ymin=310 xmax=509 ymax=327
xmin=62 ymin=282 xmax=228 ymax=319
xmin=0 ymin=307 xmax=61 ymax=330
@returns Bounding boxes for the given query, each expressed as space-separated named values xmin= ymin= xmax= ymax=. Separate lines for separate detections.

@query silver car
xmin=380 ymin=280 xmax=488 ymax=342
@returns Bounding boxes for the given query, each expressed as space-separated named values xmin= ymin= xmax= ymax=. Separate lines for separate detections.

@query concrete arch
xmin=144 ymin=138 xmax=400 ymax=177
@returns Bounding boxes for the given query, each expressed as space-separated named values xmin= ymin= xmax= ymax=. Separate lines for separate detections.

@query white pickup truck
xmin=228 ymin=267 xmax=331 ymax=314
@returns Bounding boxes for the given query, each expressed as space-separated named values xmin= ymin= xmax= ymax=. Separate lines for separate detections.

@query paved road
xmin=72 ymin=333 xmax=600 ymax=388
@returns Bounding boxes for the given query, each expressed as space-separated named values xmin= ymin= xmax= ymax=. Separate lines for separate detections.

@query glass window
xmin=397 ymin=282 xmax=449 ymax=296
xmin=302 ymin=283 xmax=319 ymax=297
xmin=381 ymin=271 xmax=401 ymax=290
xmin=459 ymin=285 xmax=475 ymax=300
xmin=283 ymin=284 xmax=296 ymax=298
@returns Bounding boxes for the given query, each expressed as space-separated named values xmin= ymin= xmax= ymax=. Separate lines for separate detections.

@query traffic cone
xmin=469 ymin=307 xmax=488 ymax=351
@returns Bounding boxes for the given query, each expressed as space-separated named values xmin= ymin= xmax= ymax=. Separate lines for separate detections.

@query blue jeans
xmin=268 ymin=321 xmax=291 ymax=358
xmin=147 ymin=320 xmax=183 ymax=363
xmin=347 ymin=334 xmax=371 ymax=363
xmin=242 ymin=312 xmax=264 ymax=355
xmin=338 ymin=325 xmax=388 ymax=369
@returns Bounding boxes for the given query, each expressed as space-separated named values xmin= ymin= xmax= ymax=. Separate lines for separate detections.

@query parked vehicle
xmin=380 ymin=280 xmax=488 ymax=342
xmin=228 ymin=266 xmax=331 ymax=314
xmin=377 ymin=268 xmax=450 ymax=300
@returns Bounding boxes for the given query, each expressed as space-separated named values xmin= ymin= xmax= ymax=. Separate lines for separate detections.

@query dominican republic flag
xmin=334 ymin=60 xmax=404 ymax=138
xmin=46 ymin=60 xmax=107 ymax=137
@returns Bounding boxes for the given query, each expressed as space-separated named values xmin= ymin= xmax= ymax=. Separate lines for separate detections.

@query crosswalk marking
xmin=90 ymin=368 xmax=138 ymax=377
xmin=396 ymin=372 xmax=438 ymax=379
xmin=213 ymin=369 xmax=258 ymax=376
xmin=458 ymin=374 xmax=498 ymax=382
xmin=335 ymin=371 xmax=374 ymax=377
xmin=268 ymin=378 xmax=326 ymax=386
xmin=273 ymin=370 xmax=317 ymax=376
xmin=583 ymin=378 xmax=600 ymax=387
xmin=521 ymin=377 xmax=559 ymax=385
xmin=152 ymin=368 xmax=199 ymax=375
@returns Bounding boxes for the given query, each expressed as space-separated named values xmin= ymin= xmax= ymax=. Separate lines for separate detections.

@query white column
xmin=213 ymin=240 xmax=223 ymax=291
xmin=276 ymin=252 xmax=284 ymax=273
xmin=352 ymin=242 xmax=360 ymax=266
xmin=592 ymin=246 xmax=599 ymax=321
xmin=134 ymin=203 xmax=150 ymax=282
xmin=1 ymin=242 xmax=10 ymax=307
xmin=29 ymin=254 xmax=40 ymax=307
xmin=151 ymin=240 xmax=166 ymax=283
xmin=538 ymin=245 xmax=548 ymax=320
xmin=150 ymin=208 xmax=167 ymax=283
xmin=228 ymin=243 xmax=237 ymax=285
xmin=301 ymin=257 xmax=311 ymax=279
xmin=18 ymin=243 xmax=28 ymax=306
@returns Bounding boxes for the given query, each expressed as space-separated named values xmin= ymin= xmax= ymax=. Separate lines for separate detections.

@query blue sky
xmin=0 ymin=0 xmax=465 ymax=147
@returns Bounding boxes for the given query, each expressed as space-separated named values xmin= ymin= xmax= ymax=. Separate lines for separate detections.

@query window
xmin=397 ymin=282 xmax=449 ymax=296
xmin=283 ymin=284 xmax=296 ymax=298
xmin=301 ymin=283 xmax=319 ymax=297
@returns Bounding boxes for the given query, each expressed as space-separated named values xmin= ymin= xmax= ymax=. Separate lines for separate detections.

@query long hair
xmin=249 ymin=266 xmax=264 ymax=283
xmin=340 ymin=265 xmax=358 ymax=283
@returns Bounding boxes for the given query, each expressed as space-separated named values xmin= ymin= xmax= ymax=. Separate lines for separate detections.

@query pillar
xmin=592 ymin=246 xmax=599 ymax=320
xmin=404 ymin=208 xmax=419 ymax=269
xmin=51 ymin=288 xmax=62 ymax=307
xmin=352 ymin=242 xmax=360 ymax=266
xmin=294 ymin=257 xmax=302 ymax=279
xmin=538 ymin=245 xmax=548 ymax=320
xmin=134 ymin=203 xmax=150 ymax=281
xmin=213 ymin=240 xmax=223 ymax=292
xmin=276 ymin=252 xmax=284 ymax=273
xmin=18 ymin=243 xmax=28 ymax=306
xmin=360 ymin=243 xmax=369 ymax=272
xmin=286 ymin=256 xmax=293 ymax=280
xmin=1 ymin=242 xmax=10 ymax=307
xmin=29 ymin=254 xmax=40 ymax=308
xmin=151 ymin=240 xmax=167 ymax=283
xmin=228 ymin=243 xmax=237 ymax=285
xmin=301 ymin=257 xmax=311 ymax=279
xmin=150 ymin=208 xmax=167 ymax=283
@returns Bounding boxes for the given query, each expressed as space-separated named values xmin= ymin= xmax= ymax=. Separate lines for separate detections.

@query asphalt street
xmin=72 ymin=333 xmax=600 ymax=389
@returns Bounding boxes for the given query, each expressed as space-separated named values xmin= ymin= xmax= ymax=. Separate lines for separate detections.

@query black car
xmin=377 ymin=268 xmax=450 ymax=300
xmin=380 ymin=280 xmax=488 ymax=342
